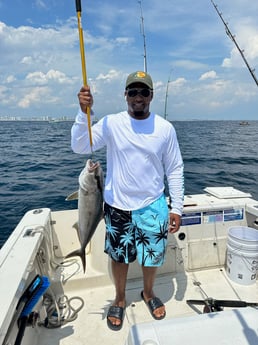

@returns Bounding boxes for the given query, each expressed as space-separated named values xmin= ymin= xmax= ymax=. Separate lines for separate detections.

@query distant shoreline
xmin=0 ymin=118 xmax=74 ymax=122
xmin=0 ymin=118 xmax=256 ymax=123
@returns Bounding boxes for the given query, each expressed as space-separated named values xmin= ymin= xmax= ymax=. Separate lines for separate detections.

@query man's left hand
xmin=168 ymin=213 xmax=181 ymax=233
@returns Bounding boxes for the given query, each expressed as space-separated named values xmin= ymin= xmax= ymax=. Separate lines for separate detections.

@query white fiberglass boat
xmin=1 ymin=186 xmax=258 ymax=345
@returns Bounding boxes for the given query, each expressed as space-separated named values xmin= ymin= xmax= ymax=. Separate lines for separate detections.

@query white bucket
xmin=226 ymin=226 xmax=258 ymax=285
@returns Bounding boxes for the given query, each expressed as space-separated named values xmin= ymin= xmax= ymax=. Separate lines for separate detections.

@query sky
xmin=0 ymin=0 xmax=258 ymax=121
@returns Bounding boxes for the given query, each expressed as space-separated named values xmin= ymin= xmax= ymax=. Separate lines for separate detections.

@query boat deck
xmin=37 ymin=263 xmax=258 ymax=345
xmin=37 ymin=190 xmax=258 ymax=345
xmin=2 ymin=188 xmax=258 ymax=345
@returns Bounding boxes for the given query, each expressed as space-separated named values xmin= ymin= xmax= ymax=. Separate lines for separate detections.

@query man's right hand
xmin=78 ymin=85 xmax=94 ymax=113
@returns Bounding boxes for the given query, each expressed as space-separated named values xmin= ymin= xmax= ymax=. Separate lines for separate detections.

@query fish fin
xmin=72 ymin=222 xmax=81 ymax=242
xmin=65 ymin=191 xmax=79 ymax=201
xmin=65 ymin=249 xmax=86 ymax=273
xmin=73 ymin=222 xmax=79 ymax=231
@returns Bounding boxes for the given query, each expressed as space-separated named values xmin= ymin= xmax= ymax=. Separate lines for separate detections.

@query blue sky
xmin=0 ymin=0 xmax=258 ymax=120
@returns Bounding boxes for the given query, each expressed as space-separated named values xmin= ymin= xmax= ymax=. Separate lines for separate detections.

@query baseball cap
xmin=125 ymin=71 xmax=153 ymax=90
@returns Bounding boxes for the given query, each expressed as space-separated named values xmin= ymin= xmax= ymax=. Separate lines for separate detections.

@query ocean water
xmin=1 ymin=120 xmax=258 ymax=247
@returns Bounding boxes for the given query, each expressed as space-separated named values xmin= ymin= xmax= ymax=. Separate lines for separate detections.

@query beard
xmin=133 ymin=110 xmax=145 ymax=117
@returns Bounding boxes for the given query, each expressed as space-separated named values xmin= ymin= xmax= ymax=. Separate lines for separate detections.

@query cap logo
xmin=136 ymin=71 xmax=146 ymax=79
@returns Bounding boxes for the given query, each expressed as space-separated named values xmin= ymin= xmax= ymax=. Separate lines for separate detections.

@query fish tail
xmin=65 ymin=249 xmax=86 ymax=273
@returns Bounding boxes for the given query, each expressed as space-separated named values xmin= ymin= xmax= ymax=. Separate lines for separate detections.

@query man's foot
xmin=107 ymin=302 xmax=126 ymax=331
xmin=141 ymin=290 xmax=166 ymax=320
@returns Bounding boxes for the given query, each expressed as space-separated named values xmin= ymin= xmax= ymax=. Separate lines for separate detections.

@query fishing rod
xmin=211 ymin=0 xmax=258 ymax=87
xmin=187 ymin=297 xmax=258 ymax=313
xmin=164 ymin=70 xmax=172 ymax=120
xmin=75 ymin=0 xmax=93 ymax=152
xmin=138 ymin=0 xmax=148 ymax=73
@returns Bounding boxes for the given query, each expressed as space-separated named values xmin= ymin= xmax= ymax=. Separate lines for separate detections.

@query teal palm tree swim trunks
xmin=104 ymin=194 xmax=169 ymax=267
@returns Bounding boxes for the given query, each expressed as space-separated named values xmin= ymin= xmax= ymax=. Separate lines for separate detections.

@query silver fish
xmin=66 ymin=159 xmax=104 ymax=272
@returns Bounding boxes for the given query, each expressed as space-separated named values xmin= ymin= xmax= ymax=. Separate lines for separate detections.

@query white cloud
xmin=35 ymin=0 xmax=47 ymax=9
xmin=18 ymin=87 xmax=49 ymax=108
xmin=96 ymin=69 xmax=122 ymax=82
xmin=171 ymin=78 xmax=187 ymax=87
xmin=18 ymin=86 xmax=60 ymax=108
xmin=199 ymin=70 xmax=217 ymax=81
xmin=221 ymin=18 xmax=258 ymax=70
xmin=21 ymin=56 xmax=33 ymax=65
xmin=0 ymin=85 xmax=7 ymax=96
xmin=174 ymin=60 xmax=206 ymax=71
xmin=5 ymin=75 xmax=16 ymax=83
xmin=25 ymin=69 xmax=71 ymax=84
xmin=0 ymin=0 xmax=258 ymax=119
xmin=115 ymin=37 xmax=132 ymax=45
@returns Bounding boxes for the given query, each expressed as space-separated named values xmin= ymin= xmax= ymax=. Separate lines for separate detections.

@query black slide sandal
xmin=107 ymin=305 xmax=125 ymax=331
xmin=141 ymin=290 xmax=166 ymax=320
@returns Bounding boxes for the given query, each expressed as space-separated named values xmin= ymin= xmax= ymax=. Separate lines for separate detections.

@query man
xmin=71 ymin=71 xmax=184 ymax=331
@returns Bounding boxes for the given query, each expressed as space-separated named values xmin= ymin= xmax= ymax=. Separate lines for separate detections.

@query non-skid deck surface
xmin=37 ymin=267 xmax=258 ymax=345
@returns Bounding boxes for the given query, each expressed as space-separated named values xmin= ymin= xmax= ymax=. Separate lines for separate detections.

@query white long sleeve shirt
xmin=71 ymin=109 xmax=184 ymax=215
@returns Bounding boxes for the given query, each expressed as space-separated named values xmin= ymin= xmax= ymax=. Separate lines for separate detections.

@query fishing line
xmin=75 ymin=0 xmax=93 ymax=156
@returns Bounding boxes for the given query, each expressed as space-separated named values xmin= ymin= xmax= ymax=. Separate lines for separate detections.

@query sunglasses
xmin=127 ymin=88 xmax=152 ymax=98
